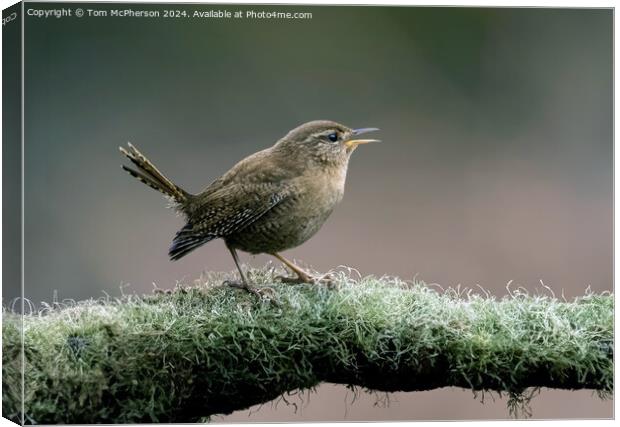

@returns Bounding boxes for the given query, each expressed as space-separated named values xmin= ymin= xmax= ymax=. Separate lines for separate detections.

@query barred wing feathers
xmin=168 ymin=184 xmax=289 ymax=260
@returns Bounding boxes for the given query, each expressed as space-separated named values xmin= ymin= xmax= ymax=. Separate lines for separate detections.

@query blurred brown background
xmin=16 ymin=4 xmax=612 ymax=420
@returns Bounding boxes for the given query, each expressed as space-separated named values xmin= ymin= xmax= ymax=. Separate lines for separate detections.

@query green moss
xmin=2 ymin=268 xmax=613 ymax=423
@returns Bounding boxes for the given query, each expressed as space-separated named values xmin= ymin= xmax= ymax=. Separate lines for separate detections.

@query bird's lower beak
xmin=345 ymin=139 xmax=380 ymax=148
xmin=345 ymin=127 xmax=381 ymax=149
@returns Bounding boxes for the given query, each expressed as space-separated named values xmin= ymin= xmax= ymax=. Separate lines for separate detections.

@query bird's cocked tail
xmin=120 ymin=143 xmax=191 ymax=209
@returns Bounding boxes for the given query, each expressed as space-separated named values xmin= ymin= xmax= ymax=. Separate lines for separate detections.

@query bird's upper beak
xmin=345 ymin=127 xmax=381 ymax=149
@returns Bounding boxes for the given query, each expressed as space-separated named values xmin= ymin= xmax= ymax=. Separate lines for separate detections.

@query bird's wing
xmin=192 ymin=183 xmax=289 ymax=236
xmin=168 ymin=183 xmax=289 ymax=260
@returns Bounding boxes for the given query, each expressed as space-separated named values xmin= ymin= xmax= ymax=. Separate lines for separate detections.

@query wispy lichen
xmin=2 ymin=267 xmax=613 ymax=423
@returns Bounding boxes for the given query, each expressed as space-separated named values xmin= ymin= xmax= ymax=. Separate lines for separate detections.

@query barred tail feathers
xmin=120 ymin=142 xmax=190 ymax=205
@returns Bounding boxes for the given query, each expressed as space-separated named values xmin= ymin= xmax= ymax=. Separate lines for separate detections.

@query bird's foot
xmin=276 ymin=272 xmax=334 ymax=286
xmin=224 ymin=280 xmax=276 ymax=300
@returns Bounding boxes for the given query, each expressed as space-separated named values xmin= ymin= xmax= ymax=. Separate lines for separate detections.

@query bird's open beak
xmin=345 ymin=127 xmax=381 ymax=149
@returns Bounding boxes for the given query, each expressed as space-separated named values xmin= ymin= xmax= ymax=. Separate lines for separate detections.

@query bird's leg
xmin=224 ymin=244 xmax=263 ymax=298
xmin=271 ymin=253 xmax=333 ymax=285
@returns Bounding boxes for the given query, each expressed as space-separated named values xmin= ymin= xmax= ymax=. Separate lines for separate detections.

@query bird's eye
xmin=327 ymin=133 xmax=338 ymax=142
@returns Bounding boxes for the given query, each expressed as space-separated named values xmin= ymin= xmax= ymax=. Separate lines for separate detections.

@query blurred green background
xmin=18 ymin=3 xmax=612 ymax=420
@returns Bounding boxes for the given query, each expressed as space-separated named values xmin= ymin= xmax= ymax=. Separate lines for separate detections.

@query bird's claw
xmin=224 ymin=280 xmax=277 ymax=301
xmin=276 ymin=272 xmax=334 ymax=286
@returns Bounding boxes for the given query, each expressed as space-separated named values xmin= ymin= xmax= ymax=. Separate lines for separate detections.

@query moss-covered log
xmin=2 ymin=269 xmax=613 ymax=423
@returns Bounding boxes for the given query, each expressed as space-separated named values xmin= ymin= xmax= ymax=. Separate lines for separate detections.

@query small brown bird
xmin=120 ymin=120 xmax=379 ymax=295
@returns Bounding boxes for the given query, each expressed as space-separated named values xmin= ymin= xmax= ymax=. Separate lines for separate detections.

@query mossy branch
xmin=2 ymin=268 xmax=613 ymax=423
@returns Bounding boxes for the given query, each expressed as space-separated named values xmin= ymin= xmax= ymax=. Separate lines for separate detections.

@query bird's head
xmin=274 ymin=120 xmax=380 ymax=167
